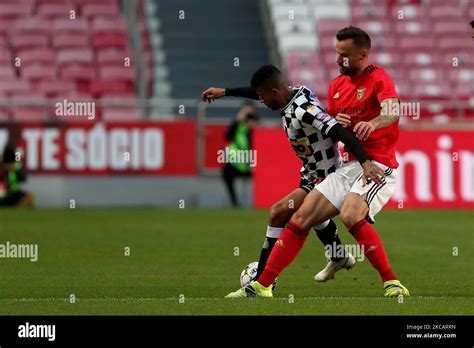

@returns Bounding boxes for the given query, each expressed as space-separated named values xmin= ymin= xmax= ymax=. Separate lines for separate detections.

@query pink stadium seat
xmin=413 ymin=83 xmax=451 ymax=99
xmin=409 ymin=68 xmax=443 ymax=83
xmin=403 ymin=53 xmax=437 ymax=67
xmin=319 ymin=35 xmax=336 ymax=50
xmin=52 ymin=18 xmax=88 ymax=32
xmin=0 ymin=109 xmax=11 ymax=121
xmin=96 ymin=48 xmax=132 ymax=65
xmin=52 ymin=33 xmax=89 ymax=48
xmin=285 ymin=52 xmax=322 ymax=69
xmin=317 ymin=19 xmax=351 ymax=35
xmin=98 ymin=66 xmax=135 ymax=83
xmin=37 ymin=4 xmax=77 ymax=18
xmin=11 ymin=107 xmax=49 ymax=122
xmin=9 ymin=33 xmax=50 ymax=50
xmin=370 ymin=52 xmax=400 ymax=68
xmin=439 ymin=38 xmax=470 ymax=50
xmin=0 ymin=3 xmax=33 ymax=19
xmin=82 ymin=3 xmax=120 ymax=19
xmin=10 ymin=18 xmax=51 ymax=34
xmin=0 ymin=80 xmax=31 ymax=95
xmin=0 ymin=66 xmax=15 ymax=79
xmin=394 ymin=21 xmax=429 ymax=35
xmin=60 ymin=64 xmax=95 ymax=81
xmin=454 ymin=82 xmax=474 ymax=98
xmin=371 ymin=35 xmax=396 ymax=49
xmin=21 ymin=65 xmax=57 ymax=81
xmin=91 ymin=18 xmax=127 ymax=34
xmin=101 ymin=108 xmax=140 ymax=121
xmin=16 ymin=48 xmax=55 ymax=65
xmin=390 ymin=5 xmax=424 ymax=20
xmin=429 ymin=6 xmax=463 ymax=19
xmin=56 ymin=48 xmax=94 ymax=66
xmin=0 ymin=51 xmax=12 ymax=64
xmin=352 ymin=5 xmax=387 ymax=20
xmin=353 ymin=20 xmax=390 ymax=35
xmin=433 ymin=21 xmax=470 ymax=35
xmin=399 ymin=36 xmax=434 ymax=51
xmin=448 ymin=69 xmax=473 ymax=83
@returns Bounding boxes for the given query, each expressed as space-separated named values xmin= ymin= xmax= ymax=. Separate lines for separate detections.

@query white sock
xmin=266 ymin=226 xmax=284 ymax=239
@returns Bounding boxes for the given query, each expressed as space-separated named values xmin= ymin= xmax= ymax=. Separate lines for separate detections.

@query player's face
xmin=256 ymin=87 xmax=280 ymax=110
xmin=335 ymin=39 xmax=367 ymax=76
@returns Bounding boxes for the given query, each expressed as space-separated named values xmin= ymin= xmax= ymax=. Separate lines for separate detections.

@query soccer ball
xmin=240 ymin=261 xmax=278 ymax=290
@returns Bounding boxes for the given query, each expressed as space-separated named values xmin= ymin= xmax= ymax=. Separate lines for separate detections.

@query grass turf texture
xmin=0 ymin=209 xmax=472 ymax=315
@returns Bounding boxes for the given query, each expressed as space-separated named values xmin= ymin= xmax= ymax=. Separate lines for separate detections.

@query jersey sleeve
xmin=375 ymin=71 xmax=399 ymax=103
xmin=326 ymin=81 xmax=337 ymax=116
xmin=296 ymin=101 xmax=337 ymax=135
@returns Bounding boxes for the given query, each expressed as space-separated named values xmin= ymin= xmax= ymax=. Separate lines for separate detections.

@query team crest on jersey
xmin=306 ymin=105 xmax=316 ymax=112
xmin=357 ymin=87 xmax=366 ymax=100
xmin=333 ymin=92 xmax=340 ymax=99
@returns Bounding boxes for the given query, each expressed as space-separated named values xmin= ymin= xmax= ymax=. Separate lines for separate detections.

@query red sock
xmin=258 ymin=221 xmax=308 ymax=287
xmin=349 ymin=219 xmax=397 ymax=283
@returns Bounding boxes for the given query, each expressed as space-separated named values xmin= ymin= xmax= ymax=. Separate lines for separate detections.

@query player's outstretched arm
xmin=327 ymin=124 xmax=385 ymax=185
xmin=201 ymin=87 xmax=259 ymax=103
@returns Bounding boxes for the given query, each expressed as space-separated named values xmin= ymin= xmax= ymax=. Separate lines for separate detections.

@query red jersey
xmin=327 ymin=64 xmax=400 ymax=168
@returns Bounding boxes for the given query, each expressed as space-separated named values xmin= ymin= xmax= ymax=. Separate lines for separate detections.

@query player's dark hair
xmin=470 ymin=20 xmax=474 ymax=28
xmin=250 ymin=64 xmax=283 ymax=89
xmin=2 ymin=146 xmax=16 ymax=163
xmin=336 ymin=26 xmax=371 ymax=49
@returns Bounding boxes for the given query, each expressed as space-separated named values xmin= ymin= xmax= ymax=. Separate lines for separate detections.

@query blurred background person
xmin=222 ymin=102 xmax=258 ymax=207
xmin=0 ymin=146 xmax=34 ymax=208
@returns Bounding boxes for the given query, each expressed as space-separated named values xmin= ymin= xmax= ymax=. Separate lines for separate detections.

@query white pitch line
xmin=0 ymin=296 xmax=469 ymax=302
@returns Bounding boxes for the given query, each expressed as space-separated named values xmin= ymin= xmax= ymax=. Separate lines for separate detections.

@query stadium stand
xmin=268 ymin=0 xmax=474 ymax=122
xmin=0 ymin=0 xmax=150 ymax=121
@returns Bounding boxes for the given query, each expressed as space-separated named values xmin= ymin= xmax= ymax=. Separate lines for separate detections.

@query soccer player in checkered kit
xmin=202 ymin=26 xmax=409 ymax=299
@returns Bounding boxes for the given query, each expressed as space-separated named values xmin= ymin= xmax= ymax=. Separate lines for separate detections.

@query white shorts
xmin=315 ymin=160 xmax=396 ymax=223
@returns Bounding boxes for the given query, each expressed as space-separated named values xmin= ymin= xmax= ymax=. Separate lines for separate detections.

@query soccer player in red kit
xmin=226 ymin=26 xmax=410 ymax=298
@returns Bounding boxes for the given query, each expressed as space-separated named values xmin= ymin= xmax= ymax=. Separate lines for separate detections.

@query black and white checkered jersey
xmin=281 ymin=86 xmax=343 ymax=180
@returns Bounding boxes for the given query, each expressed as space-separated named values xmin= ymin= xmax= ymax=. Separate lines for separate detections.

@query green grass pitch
xmin=0 ymin=208 xmax=472 ymax=315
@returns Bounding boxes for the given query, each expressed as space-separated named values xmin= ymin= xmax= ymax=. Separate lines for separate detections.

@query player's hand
xmin=361 ymin=160 xmax=385 ymax=186
xmin=335 ymin=113 xmax=351 ymax=127
xmin=201 ymin=87 xmax=225 ymax=103
xmin=353 ymin=121 xmax=376 ymax=141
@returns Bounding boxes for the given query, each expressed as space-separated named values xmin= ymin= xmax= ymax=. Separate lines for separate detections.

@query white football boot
xmin=314 ymin=253 xmax=356 ymax=282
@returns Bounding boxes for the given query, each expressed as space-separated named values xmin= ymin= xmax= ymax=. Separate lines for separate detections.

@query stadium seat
xmin=59 ymin=64 xmax=95 ymax=81
xmin=96 ymin=48 xmax=132 ymax=65
xmin=37 ymin=3 xmax=77 ymax=18
xmin=0 ymin=66 xmax=15 ymax=79
xmin=56 ymin=48 xmax=94 ymax=66
xmin=52 ymin=18 xmax=88 ymax=32
xmin=0 ymin=80 xmax=31 ymax=96
xmin=52 ymin=33 xmax=89 ymax=48
xmin=37 ymin=80 xmax=77 ymax=98
xmin=101 ymin=107 xmax=141 ymax=121
xmin=16 ymin=48 xmax=55 ymax=66
xmin=0 ymin=3 xmax=33 ymax=19
xmin=9 ymin=33 xmax=50 ymax=50
xmin=82 ymin=3 xmax=120 ymax=19
xmin=21 ymin=65 xmax=57 ymax=81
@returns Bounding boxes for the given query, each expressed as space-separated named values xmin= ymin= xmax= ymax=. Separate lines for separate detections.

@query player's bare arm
xmin=353 ymin=98 xmax=400 ymax=141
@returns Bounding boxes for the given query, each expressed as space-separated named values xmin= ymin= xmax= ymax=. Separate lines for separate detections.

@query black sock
xmin=314 ymin=219 xmax=346 ymax=261
xmin=255 ymin=237 xmax=277 ymax=279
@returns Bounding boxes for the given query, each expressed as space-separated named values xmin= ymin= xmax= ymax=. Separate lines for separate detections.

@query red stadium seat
xmin=370 ymin=52 xmax=400 ymax=68
xmin=89 ymin=80 xmax=130 ymax=97
xmin=37 ymin=80 xmax=77 ymax=98
xmin=413 ymin=83 xmax=451 ymax=99
xmin=433 ymin=21 xmax=470 ymax=35
xmin=448 ymin=69 xmax=473 ymax=83
xmin=403 ymin=53 xmax=438 ymax=67
xmin=10 ymin=18 xmax=51 ymax=34
xmin=92 ymin=33 xmax=127 ymax=49
xmin=285 ymin=52 xmax=322 ymax=69
xmin=317 ymin=19 xmax=351 ymax=35
xmin=454 ymin=82 xmax=474 ymax=98
xmin=438 ymin=37 xmax=471 ymax=50
xmin=0 ymin=50 xmax=12 ymax=64
xmin=399 ymin=36 xmax=434 ymax=51
xmin=429 ymin=6 xmax=463 ymax=19
xmin=352 ymin=5 xmax=387 ymax=20
xmin=52 ymin=32 xmax=89 ymax=48
xmin=409 ymin=68 xmax=444 ymax=83
xmin=394 ymin=21 xmax=429 ymax=35
xmin=11 ymin=107 xmax=49 ymax=122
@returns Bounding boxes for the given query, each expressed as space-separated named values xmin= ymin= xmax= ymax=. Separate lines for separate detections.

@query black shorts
xmin=299 ymin=177 xmax=324 ymax=193
xmin=0 ymin=191 xmax=27 ymax=207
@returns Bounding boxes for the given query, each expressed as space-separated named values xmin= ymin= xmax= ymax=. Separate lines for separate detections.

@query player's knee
xmin=268 ymin=203 xmax=289 ymax=227
xmin=340 ymin=208 xmax=360 ymax=229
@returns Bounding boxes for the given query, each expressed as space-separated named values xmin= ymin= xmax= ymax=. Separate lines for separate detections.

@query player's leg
xmin=340 ymin=167 xmax=409 ymax=297
xmin=255 ymin=187 xmax=307 ymax=278
xmin=222 ymin=163 xmax=238 ymax=207
xmin=256 ymin=189 xmax=340 ymax=289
